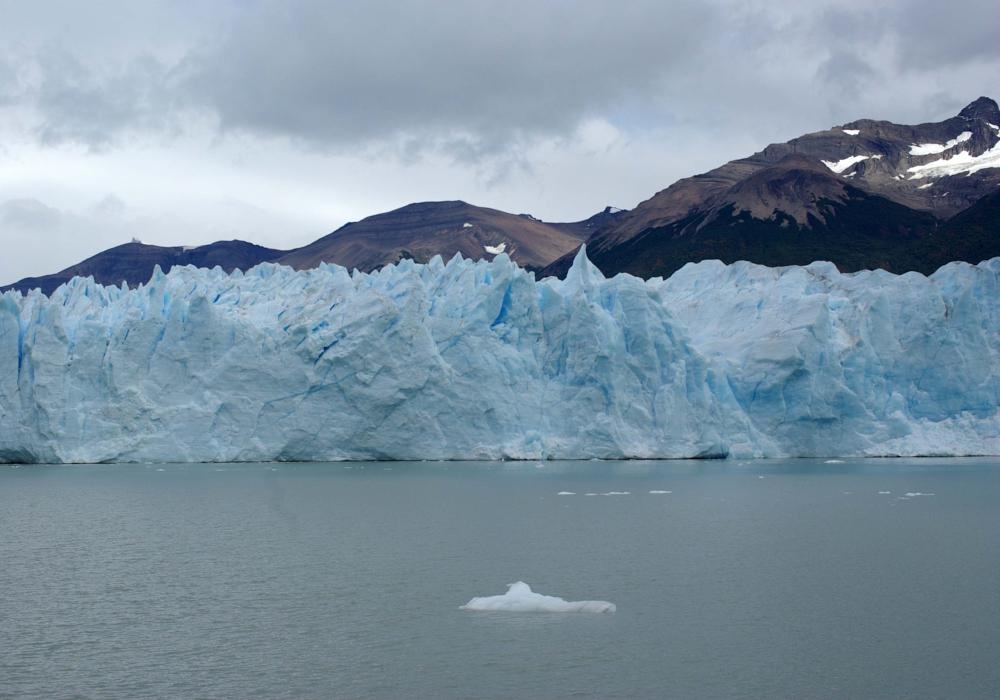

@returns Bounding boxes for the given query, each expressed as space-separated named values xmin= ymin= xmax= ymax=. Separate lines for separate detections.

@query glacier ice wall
xmin=0 ymin=250 xmax=758 ymax=463
xmin=656 ymin=256 xmax=1000 ymax=457
xmin=3 ymin=247 xmax=1000 ymax=463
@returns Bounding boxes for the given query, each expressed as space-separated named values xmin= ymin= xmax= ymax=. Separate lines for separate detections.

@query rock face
xmin=542 ymin=97 xmax=1000 ymax=280
xmin=4 ymin=249 xmax=1000 ymax=463
xmin=276 ymin=200 xmax=623 ymax=273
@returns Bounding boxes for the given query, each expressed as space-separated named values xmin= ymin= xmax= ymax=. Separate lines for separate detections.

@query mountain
xmin=2 ymin=203 xmax=627 ymax=295
xmin=1 ymin=240 xmax=286 ymax=296
xmin=541 ymin=97 xmax=1000 ymax=279
xmin=276 ymin=201 xmax=626 ymax=273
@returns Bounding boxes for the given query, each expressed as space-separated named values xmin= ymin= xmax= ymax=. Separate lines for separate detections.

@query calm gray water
xmin=1 ymin=458 xmax=998 ymax=699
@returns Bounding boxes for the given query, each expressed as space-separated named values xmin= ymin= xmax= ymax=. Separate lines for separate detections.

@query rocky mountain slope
xmin=276 ymin=201 xmax=623 ymax=273
xmin=542 ymin=97 xmax=1000 ymax=279
xmin=3 ymin=203 xmax=625 ymax=294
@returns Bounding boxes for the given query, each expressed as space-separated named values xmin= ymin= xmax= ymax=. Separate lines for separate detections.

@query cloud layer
xmin=1 ymin=0 xmax=999 ymax=284
xmin=6 ymin=0 xmax=998 ymax=153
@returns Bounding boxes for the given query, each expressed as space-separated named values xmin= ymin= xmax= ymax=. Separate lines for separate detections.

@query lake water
xmin=1 ymin=458 xmax=998 ymax=699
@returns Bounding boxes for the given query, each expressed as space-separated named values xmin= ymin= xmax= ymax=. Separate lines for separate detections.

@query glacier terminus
xmin=3 ymin=247 xmax=1000 ymax=463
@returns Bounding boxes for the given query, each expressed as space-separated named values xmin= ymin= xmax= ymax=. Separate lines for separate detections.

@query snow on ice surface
xmin=460 ymin=582 xmax=616 ymax=613
xmin=8 ymin=247 xmax=1000 ymax=462
xmin=843 ymin=129 xmax=860 ymax=136
xmin=822 ymin=155 xmax=869 ymax=173
xmin=909 ymin=131 xmax=973 ymax=156
xmin=907 ymin=141 xmax=1000 ymax=179
xmin=484 ymin=243 xmax=506 ymax=255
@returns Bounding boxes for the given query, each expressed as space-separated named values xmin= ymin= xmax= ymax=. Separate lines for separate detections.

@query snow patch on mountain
xmin=843 ymin=129 xmax=860 ymax=136
xmin=909 ymin=131 xmax=973 ymax=156
xmin=822 ymin=155 xmax=869 ymax=174
xmin=484 ymin=243 xmax=506 ymax=255
xmin=907 ymin=142 xmax=1000 ymax=179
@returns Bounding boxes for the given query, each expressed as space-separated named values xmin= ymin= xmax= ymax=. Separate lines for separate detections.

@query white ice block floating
xmin=460 ymin=582 xmax=616 ymax=613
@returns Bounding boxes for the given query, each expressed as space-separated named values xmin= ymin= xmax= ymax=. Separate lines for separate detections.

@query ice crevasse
xmin=3 ymin=247 xmax=1000 ymax=463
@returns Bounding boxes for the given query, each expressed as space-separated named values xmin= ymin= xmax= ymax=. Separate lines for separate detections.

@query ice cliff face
xmin=2 ymin=247 xmax=1000 ymax=463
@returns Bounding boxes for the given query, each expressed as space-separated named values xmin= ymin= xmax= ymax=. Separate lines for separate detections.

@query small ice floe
xmin=649 ymin=490 xmax=672 ymax=494
xmin=215 ymin=469 xmax=226 ymax=472
xmin=584 ymin=493 xmax=598 ymax=496
xmin=460 ymin=581 xmax=616 ymax=613
xmin=758 ymin=476 xmax=764 ymax=479
xmin=156 ymin=469 xmax=165 ymax=472
xmin=484 ymin=243 xmax=506 ymax=255
xmin=843 ymin=129 xmax=860 ymax=135
xmin=557 ymin=492 xmax=575 ymax=496
xmin=843 ymin=492 xmax=852 ymax=495
xmin=824 ymin=459 xmax=845 ymax=464
xmin=879 ymin=491 xmax=891 ymax=495
xmin=535 ymin=463 xmax=545 ymax=468
xmin=905 ymin=492 xmax=935 ymax=497
xmin=602 ymin=491 xmax=630 ymax=496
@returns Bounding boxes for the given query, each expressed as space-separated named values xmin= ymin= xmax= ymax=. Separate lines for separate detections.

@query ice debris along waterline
xmin=6 ymin=247 xmax=1000 ymax=462
xmin=460 ymin=582 xmax=616 ymax=613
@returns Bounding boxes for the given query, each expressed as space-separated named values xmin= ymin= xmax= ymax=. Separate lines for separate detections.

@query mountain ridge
xmin=540 ymin=97 xmax=1000 ymax=279
xmin=2 ymin=202 xmax=626 ymax=295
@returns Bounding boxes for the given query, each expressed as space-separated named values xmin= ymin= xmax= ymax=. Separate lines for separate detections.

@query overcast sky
xmin=1 ymin=0 xmax=999 ymax=284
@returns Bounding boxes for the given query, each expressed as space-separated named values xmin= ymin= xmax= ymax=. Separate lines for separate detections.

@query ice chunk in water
xmin=460 ymin=582 xmax=616 ymax=613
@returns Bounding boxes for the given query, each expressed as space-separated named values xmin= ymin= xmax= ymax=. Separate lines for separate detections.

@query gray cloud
xmin=178 ymin=0 xmax=712 ymax=149
xmin=2 ymin=0 xmax=998 ymax=159
xmin=890 ymin=0 xmax=1000 ymax=68
xmin=33 ymin=50 xmax=177 ymax=149
xmin=1 ymin=198 xmax=63 ymax=229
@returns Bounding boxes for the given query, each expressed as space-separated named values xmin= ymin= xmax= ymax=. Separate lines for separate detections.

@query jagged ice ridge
xmin=3 ymin=247 xmax=1000 ymax=463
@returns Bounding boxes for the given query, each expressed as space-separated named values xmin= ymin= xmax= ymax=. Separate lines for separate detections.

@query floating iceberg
xmin=460 ymin=582 xmax=616 ymax=613
xmin=4 ymin=247 xmax=1000 ymax=462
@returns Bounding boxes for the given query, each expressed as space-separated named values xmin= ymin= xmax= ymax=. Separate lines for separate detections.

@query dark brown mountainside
xmin=541 ymin=97 xmax=1000 ymax=280
xmin=1 ymin=240 xmax=285 ymax=296
xmin=3 ymin=203 xmax=626 ymax=295
xmin=276 ymin=201 xmax=624 ymax=273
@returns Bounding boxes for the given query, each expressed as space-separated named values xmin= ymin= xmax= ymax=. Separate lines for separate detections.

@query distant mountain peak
xmin=541 ymin=98 xmax=1000 ymax=281
xmin=959 ymin=96 xmax=1000 ymax=123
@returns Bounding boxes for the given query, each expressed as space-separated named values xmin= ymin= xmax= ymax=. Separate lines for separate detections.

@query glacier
xmin=3 ymin=247 xmax=1000 ymax=463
